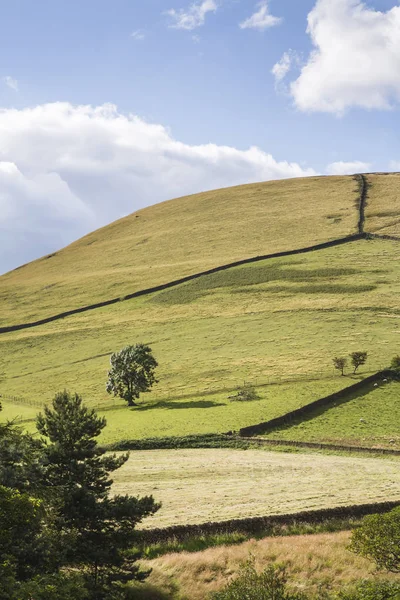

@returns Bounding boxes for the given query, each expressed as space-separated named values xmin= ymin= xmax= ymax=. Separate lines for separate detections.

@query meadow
xmin=1 ymin=238 xmax=399 ymax=444
xmin=266 ymin=381 xmax=400 ymax=449
xmin=144 ymin=530 xmax=400 ymax=599
xmin=111 ymin=449 xmax=400 ymax=529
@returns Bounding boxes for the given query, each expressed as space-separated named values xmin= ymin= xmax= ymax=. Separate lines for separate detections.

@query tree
xmin=390 ymin=355 xmax=400 ymax=371
xmin=333 ymin=357 xmax=348 ymax=376
xmin=338 ymin=579 xmax=400 ymax=600
xmin=349 ymin=351 xmax=368 ymax=374
xmin=106 ymin=344 xmax=158 ymax=407
xmin=349 ymin=506 xmax=400 ymax=573
xmin=37 ymin=391 xmax=160 ymax=599
xmin=211 ymin=560 xmax=307 ymax=600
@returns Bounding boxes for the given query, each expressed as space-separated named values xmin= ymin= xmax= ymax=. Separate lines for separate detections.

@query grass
xmin=144 ymin=530 xmax=400 ymax=599
xmin=365 ymin=173 xmax=400 ymax=236
xmin=265 ymin=380 xmax=400 ymax=449
xmin=110 ymin=449 xmax=400 ymax=529
xmin=1 ymin=238 xmax=399 ymax=444
xmin=0 ymin=176 xmax=359 ymax=325
xmin=139 ymin=517 xmax=365 ymax=559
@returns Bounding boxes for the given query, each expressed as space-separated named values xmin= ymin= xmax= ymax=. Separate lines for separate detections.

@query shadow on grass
xmin=132 ymin=399 xmax=226 ymax=411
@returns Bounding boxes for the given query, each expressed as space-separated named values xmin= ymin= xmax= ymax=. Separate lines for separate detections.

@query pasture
xmin=266 ymin=381 xmax=400 ymax=449
xmin=111 ymin=449 xmax=400 ymax=529
xmin=1 ymin=238 xmax=399 ymax=444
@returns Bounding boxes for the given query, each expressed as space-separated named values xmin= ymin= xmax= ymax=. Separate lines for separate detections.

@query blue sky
xmin=1 ymin=0 xmax=400 ymax=273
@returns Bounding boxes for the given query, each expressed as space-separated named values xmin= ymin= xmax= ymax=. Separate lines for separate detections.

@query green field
xmin=112 ymin=449 xmax=400 ymax=529
xmin=1 ymin=237 xmax=399 ymax=444
xmin=1 ymin=174 xmax=400 ymax=447
xmin=265 ymin=381 xmax=400 ymax=449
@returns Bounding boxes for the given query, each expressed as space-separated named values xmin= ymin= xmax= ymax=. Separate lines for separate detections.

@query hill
xmin=0 ymin=173 xmax=399 ymax=447
xmin=0 ymin=175 xmax=360 ymax=326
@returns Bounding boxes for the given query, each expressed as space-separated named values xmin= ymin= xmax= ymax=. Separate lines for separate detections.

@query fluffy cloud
xmin=240 ymin=1 xmax=282 ymax=31
xmin=166 ymin=0 xmax=217 ymax=30
xmin=326 ymin=161 xmax=371 ymax=175
xmin=2 ymin=76 xmax=18 ymax=92
xmin=0 ymin=102 xmax=316 ymax=274
xmin=289 ymin=0 xmax=400 ymax=114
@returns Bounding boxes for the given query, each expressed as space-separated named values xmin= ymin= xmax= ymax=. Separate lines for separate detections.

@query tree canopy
xmin=106 ymin=344 xmax=158 ymax=406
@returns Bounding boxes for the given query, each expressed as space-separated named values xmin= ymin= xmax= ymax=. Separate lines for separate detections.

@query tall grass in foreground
xmin=145 ymin=531 xmax=400 ymax=599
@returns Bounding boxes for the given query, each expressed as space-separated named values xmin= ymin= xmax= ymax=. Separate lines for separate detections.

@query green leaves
xmin=106 ymin=344 xmax=158 ymax=406
xmin=350 ymin=506 xmax=400 ymax=573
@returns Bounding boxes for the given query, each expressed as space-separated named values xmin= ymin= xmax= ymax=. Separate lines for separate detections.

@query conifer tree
xmin=37 ymin=390 xmax=160 ymax=599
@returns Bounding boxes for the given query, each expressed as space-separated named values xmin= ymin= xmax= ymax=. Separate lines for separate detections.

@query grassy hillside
xmin=0 ymin=176 xmax=358 ymax=325
xmin=1 ymin=173 xmax=400 ymax=446
xmin=265 ymin=381 xmax=400 ymax=448
xmin=0 ymin=237 xmax=399 ymax=443
xmin=365 ymin=173 xmax=400 ymax=236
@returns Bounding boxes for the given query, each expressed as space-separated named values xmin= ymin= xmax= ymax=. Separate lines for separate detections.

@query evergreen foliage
xmin=37 ymin=390 xmax=161 ymax=598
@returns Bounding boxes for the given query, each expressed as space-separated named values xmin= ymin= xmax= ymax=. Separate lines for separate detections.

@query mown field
xmin=1 ymin=238 xmax=399 ymax=444
xmin=266 ymin=381 xmax=400 ymax=448
xmin=145 ymin=530 xmax=400 ymax=599
xmin=111 ymin=449 xmax=400 ymax=529
xmin=0 ymin=175 xmax=359 ymax=325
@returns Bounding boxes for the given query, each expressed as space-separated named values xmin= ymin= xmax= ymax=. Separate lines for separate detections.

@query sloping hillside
xmin=0 ymin=176 xmax=358 ymax=325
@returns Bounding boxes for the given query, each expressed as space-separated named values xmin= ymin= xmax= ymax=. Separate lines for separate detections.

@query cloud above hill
xmin=285 ymin=0 xmax=400 ymax=114
xmin=0 ymin=102 xmax=316 ymax=274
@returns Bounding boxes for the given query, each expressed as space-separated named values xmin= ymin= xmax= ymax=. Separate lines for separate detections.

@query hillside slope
xmin=0 ymin=176 xmax=358 ymax=325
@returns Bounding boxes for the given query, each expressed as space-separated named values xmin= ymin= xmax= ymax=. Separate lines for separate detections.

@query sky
xmin=1 ymin=0 xmax=400 ymax=274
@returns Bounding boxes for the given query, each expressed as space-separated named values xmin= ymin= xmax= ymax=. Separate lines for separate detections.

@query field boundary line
xmin=355 ymin=174 xmax=368 ymax=234
xmin=0 ymin=234 xmax=366 ymax=335
xmin=138 ymin=500 xmax=400 ymax=542
xmin=237 ymin=436 xmax=400 ymax=456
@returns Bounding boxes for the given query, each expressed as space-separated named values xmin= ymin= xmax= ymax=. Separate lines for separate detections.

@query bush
xmin=337 ymin=579 xmax=400 ymax=600
xmin=229 ymin=383 xmax=260 ymax=402
xmin=210 ymin=560 xmax=307 ymax=600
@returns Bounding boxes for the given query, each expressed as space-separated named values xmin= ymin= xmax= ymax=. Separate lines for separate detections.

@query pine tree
xmin=37 ymin=391 xmax=160 ymax=599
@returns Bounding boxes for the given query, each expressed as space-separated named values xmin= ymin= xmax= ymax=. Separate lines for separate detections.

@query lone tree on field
xmin=349 ymin=351 xmax=368 ymax=374
xmin=106 ymin=344 xmax=158 ymax=406
xmin=333 ymin=356 xmax=348 ymax=376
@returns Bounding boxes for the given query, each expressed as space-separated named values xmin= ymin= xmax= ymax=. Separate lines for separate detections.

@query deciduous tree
xmin=349 ymin=351 xmax=368 ymax=374
xmin=106 ymin=344 xmax=158 ymax=406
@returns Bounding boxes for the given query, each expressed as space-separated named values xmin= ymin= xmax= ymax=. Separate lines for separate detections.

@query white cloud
xmin=3 ymin=76 xmax=18 ymax=92
xmin=326 ymin=161 xmax=371 ymax=175
xmin=240 ymin=1 xmax=282 ymax=31
xmin=166 ymin=0 xmax=217 ymax=30
xmin=271 ymin=50 xmax=303 ymax=87
xmin=131 ymin=29 xmax=145 ymax=41
xmin=290 ymin=0 xmax=400 ymax=114
xmin=0 ymin=102 xmax=316 ymax=273
xmin=389 ymin=160 xmax=400 ymax=171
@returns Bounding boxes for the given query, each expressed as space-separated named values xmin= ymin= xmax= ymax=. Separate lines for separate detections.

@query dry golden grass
xmin=0 ymin=176 xmax=358 ymax=325
xmin=365 ymin=173 xmax=400 ymax=236
xmin=111 ymin=449 xmax=400 ymax=529
xmin=144 ymin=530 xmax=400 ymax=599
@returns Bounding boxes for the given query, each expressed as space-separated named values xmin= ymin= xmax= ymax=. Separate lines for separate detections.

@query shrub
xmin=210 ymin=560 xmax=307 ymax=599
